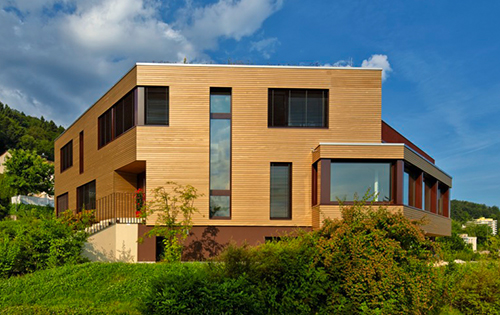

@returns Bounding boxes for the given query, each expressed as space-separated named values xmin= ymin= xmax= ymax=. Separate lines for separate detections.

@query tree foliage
xmin=3 ymin=149 xmax=54 ymax=196
xmin=0 ymin=102 xmax=64 ymax=161
xmin=140 ymin=182 xmax=202 ymax=262
xmin=452 ymin=199 xmax=500 ymax=223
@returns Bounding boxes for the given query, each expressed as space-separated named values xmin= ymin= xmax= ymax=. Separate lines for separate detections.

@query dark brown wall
xmin=382 ymin=121 xmax=435 ymax=164
xmin=138 ymin=225 xmax=311 ymax=262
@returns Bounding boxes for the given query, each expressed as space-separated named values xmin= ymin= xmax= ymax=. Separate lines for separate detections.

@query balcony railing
xmin=94 ymin=192 xmax=140 ymax=222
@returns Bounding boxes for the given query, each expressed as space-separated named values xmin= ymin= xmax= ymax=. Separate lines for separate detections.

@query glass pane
xmin=115 ymin=101 xmax=124 ymax=137
xmin=403 ymin=171 xmax=409 ymax=205
xmin=306 ymin=90 xmax=325 ymax=127
xmin=330 ymin=162 xmax=391 ymax=202
xmin=210 ymin=92 xmax=231 ymax=114
xmin=210 ymin=196 xmax=230 ymax=217
xmin=210 ymin=119 xmax=231 ymax=190
xmin=270 ymin=164 xmax=291 ymax=218
xmin=146 ymin=87 xmax=168 ymax=125
xmin=270 ymin=89 xmax=287 ymax=126
xmin=123 ymin=92 xmax=135 ymax=131
xmin=289 ymin=90 xmax=306 ymax=126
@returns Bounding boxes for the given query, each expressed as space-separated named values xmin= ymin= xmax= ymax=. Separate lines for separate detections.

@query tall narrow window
xmin=60 ymin=140 xmax=73 ymax=173
xmin=270 ymin=163 xmax=292 ymax=219
xmin=209 ymin=88 xmax=231 ymax=218
xmin=98 ymin=108 xmax=113 ymax=148
xmin=77 ymin=180 xmax=96 ymax=212
xmin=438 ymin=183 xmax=449 ymax=216
xmin=268 ymin=89 xmax=328 ymax=127
xmin=57 ymin=193 xmax=69 ymax=216
xmin=145 ymin=87 xmax=169 ymax=125
xmin=79 ymin=131 xmax=84 ymax=174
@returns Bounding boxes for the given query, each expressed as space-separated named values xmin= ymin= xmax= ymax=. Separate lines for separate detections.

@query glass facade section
xmin=330 ymin=162 xmax=391 ymax=202
xmin=209 ymin=196 xmax=230 ymax=218
xmin=77 ymin=180 xmax=96 ymax=212
xmin=270 ymin=163 xmax=291 ymax=219
xmin=210 ymin=119 xmax=231 ymax=190
xmin=210 ymin=88 xmax=231 ymax=218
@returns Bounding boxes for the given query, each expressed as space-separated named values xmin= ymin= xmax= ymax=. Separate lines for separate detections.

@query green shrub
xmin=0 ymin=214 xmax=88 ymax=277
xmin=142 ymin=264 xmax=264 ymax=315
xmin=9 ymin=203 xmax=55 ymax=220
xmin=438 ymin=262 xmax=500 ymax=314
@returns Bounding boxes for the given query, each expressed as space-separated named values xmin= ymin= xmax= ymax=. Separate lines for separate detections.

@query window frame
xmin=56 ymin=192 xmax=69 ymax=217
xmin=145 ymin=86 xmax=169 ymax=126
xmin=270 ymin=162 xmax=292 ymax=220
xmin=268 ymin=88 xmax=329 ymax=128
xmin=98 ymin=89 xmax=136 ymax=149
xmin=77 ymin=180 xmax=96 ymax=212
xmin=60 ymin=140 xmax=73 ymax=173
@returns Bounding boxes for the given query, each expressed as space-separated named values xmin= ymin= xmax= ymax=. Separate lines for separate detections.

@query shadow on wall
xmin=183 ymin=226 xmax=227 ymax=261
xmin=83 ymin=241 xmax=135 ymax=262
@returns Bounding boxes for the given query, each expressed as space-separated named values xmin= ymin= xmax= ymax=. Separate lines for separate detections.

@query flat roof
xmin=136 ymin=62 xmax=383 ymax=71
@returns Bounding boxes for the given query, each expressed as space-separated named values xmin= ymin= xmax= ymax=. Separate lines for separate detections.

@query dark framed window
xmin=330 ymin=162 xmax=391 ymax=202
xmin=60 ymin=140 xmax=73 ymax=173
xmin=270 ymin=163 xmax=292 ymax=219
xmin=56 ymin=193 xmax=69 ymax=216
xmin=77 ymin=180 xmax=96 ymax=211
xmin=98 ymin=108 xmax=113 ymax=148
xmin=423 ymin=176 xmax=434 ymax=212
xmin=209 ymin=88 xmax=231 ymax=219
xmin=98 ymin=89 xmax=136 ymax=149
xmin=79 ymin=131 xmax=84 ymax=174
xmin=268 ymin=88 xmax=328 ymax=127
xmin=145 ymin=87 xmax=169 ymax=125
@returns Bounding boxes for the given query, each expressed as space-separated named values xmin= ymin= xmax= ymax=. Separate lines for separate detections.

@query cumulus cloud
xmin=361 ymin=54 xmax=392 ymax=81
xmin=0 ymin=0 xmax=283 ymax=125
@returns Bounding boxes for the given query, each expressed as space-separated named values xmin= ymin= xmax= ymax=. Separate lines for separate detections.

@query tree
xmin=140 ymin=182 xmax=202 ymax=262
xmin=3 ymin=149 xmax=54 ymax=196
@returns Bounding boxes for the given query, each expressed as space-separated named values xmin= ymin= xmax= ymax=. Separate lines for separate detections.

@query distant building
xmin=459 ymin=234 xmax=477 ymax=251
xmin=0 ymin=151 xmax=11 ymax=174
xmin=468 ymin=217 xmax=498 ymax=235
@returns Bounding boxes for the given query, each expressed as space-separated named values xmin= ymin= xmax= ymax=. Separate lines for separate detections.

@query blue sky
xmin=1 ymin=0 xmax=499 ymax=206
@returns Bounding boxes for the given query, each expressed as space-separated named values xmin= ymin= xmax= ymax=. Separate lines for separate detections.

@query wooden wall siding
xmin=133 ymin=65 xmax=382 ymax=227
xmin=316 ymin=205 xmax=451 ymax=236
xmin=54 ymin=68 xmax=138 ymax=212
xmin=314 ymin=144 xmax=405 ymax=162
xmin=404 ymin=147 xmax=452 ymax=187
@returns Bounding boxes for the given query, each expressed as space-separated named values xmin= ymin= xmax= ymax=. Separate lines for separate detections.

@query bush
xmin=437 ymin=262 xmax=500 ymax=314
xmin=142 ymin=264 xmax=264 ymax=315
xmin=0 ymin=212 xmax=88 ymax=277
xmin=9 ymin=203 xmax=54 ymax=220
xmin=145 ymin=199 xmax=439 ymax=314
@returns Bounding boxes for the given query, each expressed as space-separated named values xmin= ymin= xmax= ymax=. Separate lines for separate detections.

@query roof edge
xmin=135 ymin=62 xmax=383 ymax=71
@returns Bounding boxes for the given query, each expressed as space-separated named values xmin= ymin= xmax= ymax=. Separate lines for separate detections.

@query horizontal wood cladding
xmin=54 ymin=68 xmax=138 ymax=212
xmin=316 ymin=205 xmax=451 ymax=236
xmin=314 ymin=144 xmax=405 ymax=162
xmin=133 ymin=65 xmax=382 ymax=227
xmin=404 ymin=147 xmax=452 ymax=187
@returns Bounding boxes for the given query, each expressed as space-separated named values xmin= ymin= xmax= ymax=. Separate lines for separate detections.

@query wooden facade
xmin=55 ymin=63 xmax=452 ymax=240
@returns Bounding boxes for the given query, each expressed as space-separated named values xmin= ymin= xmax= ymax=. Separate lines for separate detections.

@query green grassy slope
xmin=0 ymin=262 xmax=190 ymax=315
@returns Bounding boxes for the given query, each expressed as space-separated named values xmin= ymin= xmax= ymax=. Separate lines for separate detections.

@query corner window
xmin=270 ymin=163 xmax=292 ymax=219
xmin=268 ymin=89 xmax=328 ymax=127
xmin=145 ymin=87 xmax=169 ymax=125
xmin=77 ymin=180 xmax=96 ymax=211
xmin=98 ymin=89 xmax=136 ymax=148
xmin=60 ymin=140 xmax=73 ymax=173
xmin=330 ymin=162 xmax=391 ymax=202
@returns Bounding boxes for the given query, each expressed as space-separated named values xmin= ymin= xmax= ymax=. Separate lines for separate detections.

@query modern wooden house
xmin=54 ymin=63 xmax=452 ymax=262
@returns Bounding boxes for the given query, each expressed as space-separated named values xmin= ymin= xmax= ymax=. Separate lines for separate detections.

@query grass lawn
xmin=0 ymin=262 xmax=192 ymax=314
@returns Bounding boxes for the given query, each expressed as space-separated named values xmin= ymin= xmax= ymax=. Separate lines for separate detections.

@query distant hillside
xmin=0 ymin=102 xmax=65 ymax=161
xmin=451 ymin=199 xmax=500 ymax=222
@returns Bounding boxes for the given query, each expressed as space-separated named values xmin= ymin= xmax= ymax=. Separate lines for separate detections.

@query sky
xmin=1 ymin=0 xmax=499 ymax=206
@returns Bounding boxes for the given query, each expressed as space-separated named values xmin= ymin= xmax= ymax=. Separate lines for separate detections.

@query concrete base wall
xmin=83 ymin=223 xmax=139 ymax=262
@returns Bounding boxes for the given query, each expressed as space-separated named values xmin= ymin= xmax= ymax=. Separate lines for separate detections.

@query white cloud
xmin=0 ymin=0 xmax=283 ymax=125
xmin=250 ymin=37 xmax=279 ymax=59
xmin=361 ymin=54 xmax=392 ymax=81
